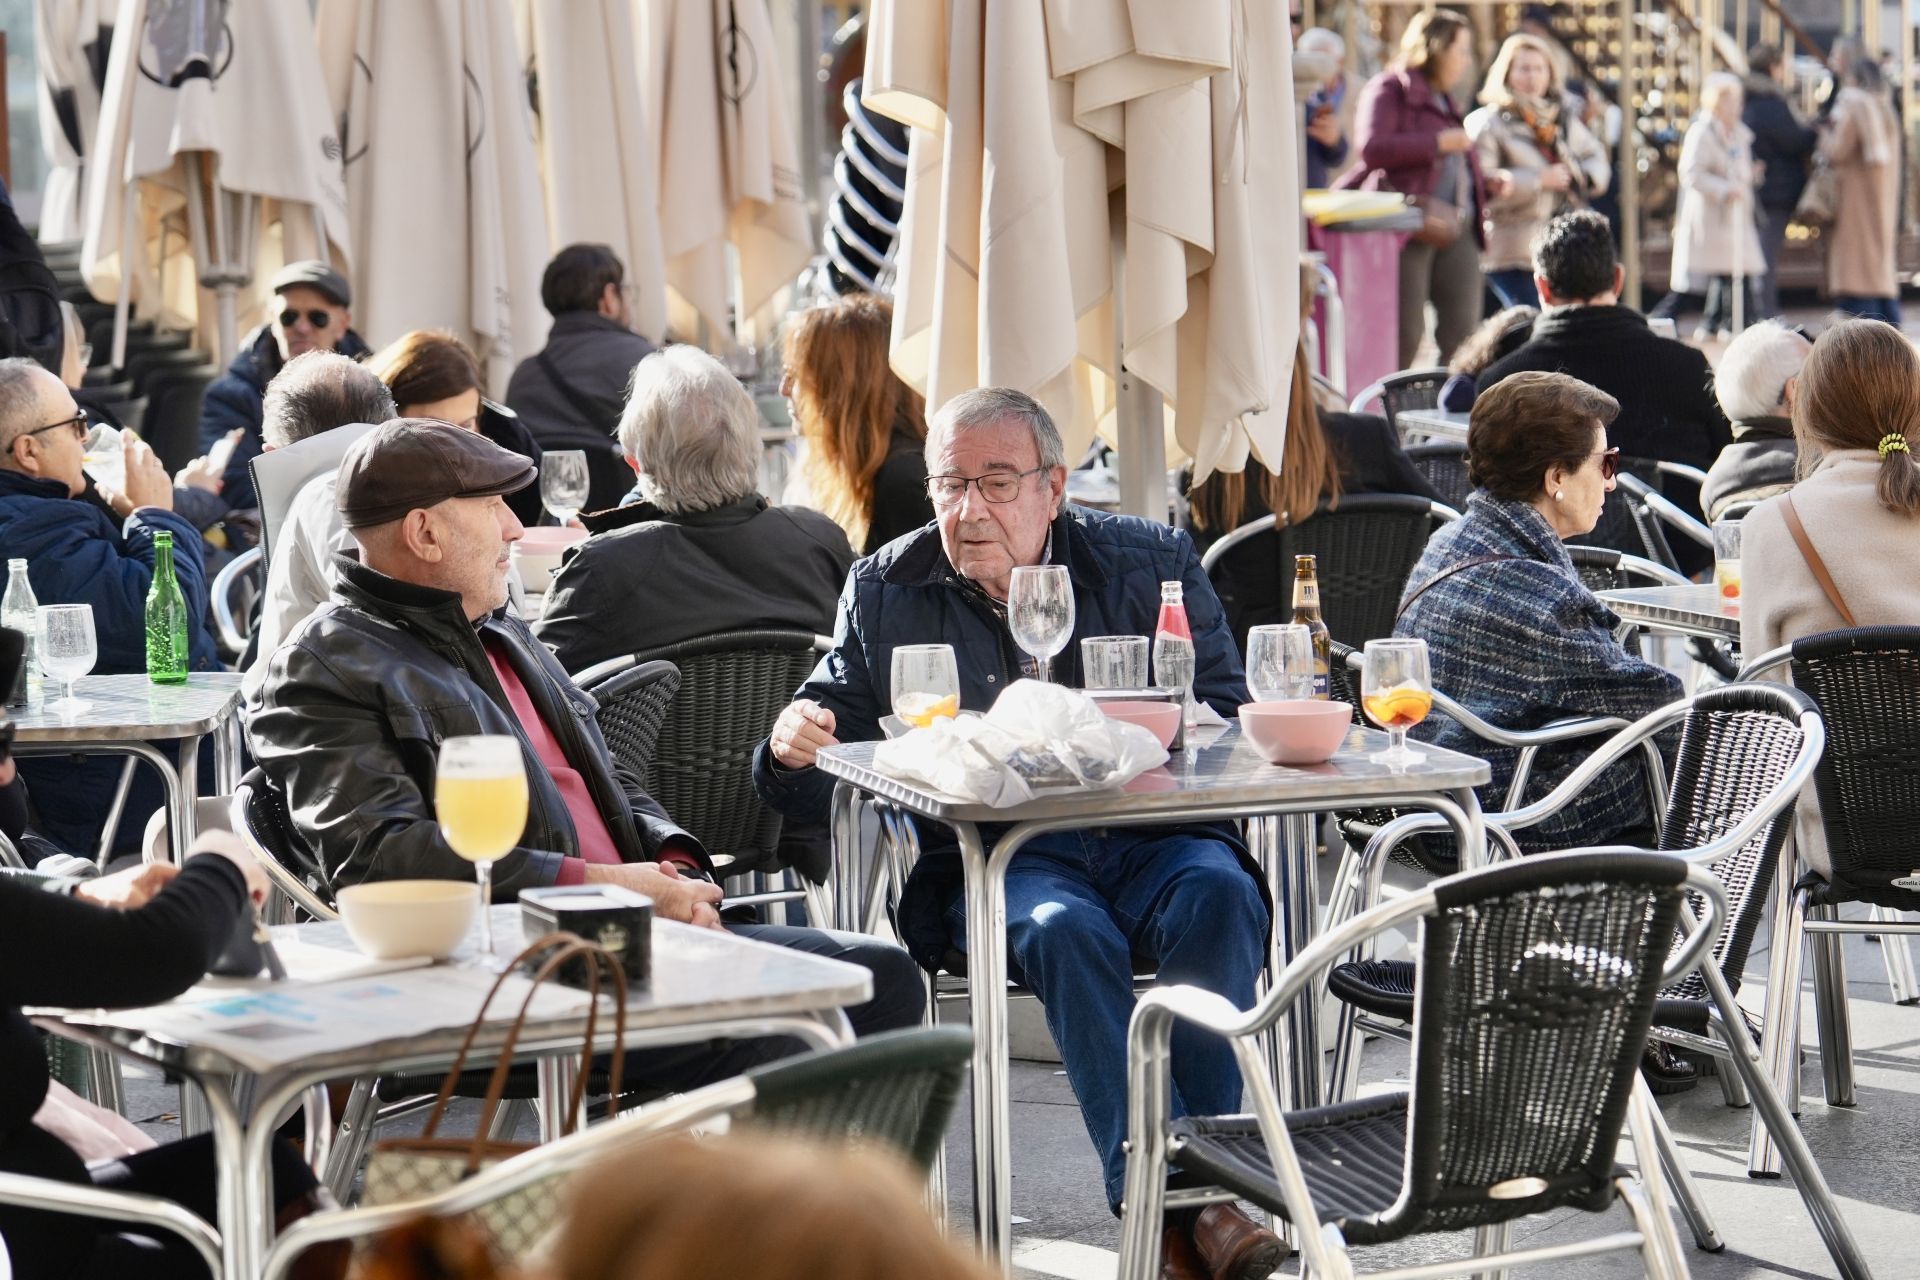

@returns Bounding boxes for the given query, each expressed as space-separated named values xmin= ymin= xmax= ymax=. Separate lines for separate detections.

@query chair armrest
xmin=1736 ymin=644 xmax=1792 ymax=682
xmin=1198 ymin=514 xmax=1278 ymax=573
xmin=211 ymin=545 xmax=263 ymax=657
xmin=1617 ymin=475 xmax=1712 ymax=548
xmin=1429 ymin=501 xmax=1462 ymax=523
xmin=1614 ymin=552 xmax=1691 ymax=588
xmin=1430 ymin=689 xmax=1630 ymax=750
xmin=567 ymin=652 xmax=637 ymax=688
xmin=1655 ymin=461 xmax=1709 ymax=486
xmin=229 ymin=792 xmax=338 ymax=922
xmin=0 ymin=1172 xmax=221 ymax=1277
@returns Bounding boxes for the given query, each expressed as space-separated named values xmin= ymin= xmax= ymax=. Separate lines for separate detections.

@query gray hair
xmin=1714 ymin=320 xmax=1811 ymax=421
xmin=928 ymin=387 xmax=1065 ymax=469
xmin=262 ymin=351 xmax=397 ymax=449
xmin=0 ymin=357 xmax=52 ymax=451
xmin=617 ymin=345 xmax=762 ymax=514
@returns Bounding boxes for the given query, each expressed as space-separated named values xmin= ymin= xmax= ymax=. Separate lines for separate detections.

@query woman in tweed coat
xmin=1396 ymin=371 xmax=1683 ymax=848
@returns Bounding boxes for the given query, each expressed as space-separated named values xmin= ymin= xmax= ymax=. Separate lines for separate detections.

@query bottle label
xmin=1155 ymin=602 xmax=1191 ymax=641
xmin=1292 ymin=581 xmax=1320 ymax=611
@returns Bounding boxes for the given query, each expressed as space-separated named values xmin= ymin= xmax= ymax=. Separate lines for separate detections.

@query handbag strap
xmin=1779 ymin=493 xmax=1857 ymax=626
xmin=1396 ymin=555 xmax=1521 ymax=622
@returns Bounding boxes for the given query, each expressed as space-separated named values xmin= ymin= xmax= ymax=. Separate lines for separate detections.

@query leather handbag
xmin=359 ymin=933 xmax=629 ymax=1259
xmin=1412 ymin=191 xmax=1466 ymax=248
xmin=1794 ymin=160 xmax=1839 ymax=225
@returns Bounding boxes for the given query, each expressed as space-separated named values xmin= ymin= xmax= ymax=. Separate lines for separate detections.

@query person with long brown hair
xmin=365 ymin=329 xmax=546 ymax=526
xmin=781 ymin=295 xmax=934 ymax=555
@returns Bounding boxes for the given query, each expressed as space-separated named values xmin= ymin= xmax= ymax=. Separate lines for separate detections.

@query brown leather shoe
xmin=1161 ymin=1223 xmax=1210 ymax=1280
xmin=1192 ymin=1203 xmax=1288 ymax=1280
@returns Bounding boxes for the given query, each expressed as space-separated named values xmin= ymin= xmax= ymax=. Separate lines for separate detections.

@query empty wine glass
xmin=1245 ymin=624 xmax=1316 ymax=703
xmin=37 ymin=604 xmax=97 ymax=712
xmin=1007 ymin=565 xmax=1074 ymax=682
xmin=891 ymin=644 xmax=961 ymax=728
xmin=540 ymin=450 xmax=591 ymax=524
xmin=1361 ymin=638 xmax=1433 ymax=767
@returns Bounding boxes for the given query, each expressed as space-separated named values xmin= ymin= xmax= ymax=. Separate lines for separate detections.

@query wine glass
xmin=540 ymin=450 xmax=591 ymax=524
xmin=891 ymin=644 xmax=961 ymax=728
xmin=1361 ymin=638 xmax=1434 ymax=767
xmin=1007 ymin=565 xmax=1074 ymax=682
xmin=37 ymin=604 xmax=97 ymax=712
xmin=1245 ymin=624 xmax=1316 ymax=703
xmin=435 ymin=735 xmax=529 ymax=968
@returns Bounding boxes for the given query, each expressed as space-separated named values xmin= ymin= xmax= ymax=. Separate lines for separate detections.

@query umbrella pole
xmin=1112 ymin=232 xmax=1168 ymax=521
xmin=112 ymin=189 xmax=137 ymax=370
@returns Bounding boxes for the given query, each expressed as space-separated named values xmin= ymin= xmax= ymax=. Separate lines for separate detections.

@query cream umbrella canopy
xmin=80 ymin=0 xmax=352 ymax=367
xmin=315 ymin=0 xmax=551 ymax=392
xmin=515 ymin=0 xmax=669 ymax=345
xmin=33 ymin=0 xmax=112 ymax=243
xmin=864 ymin=0 xmax=1299 ymax=496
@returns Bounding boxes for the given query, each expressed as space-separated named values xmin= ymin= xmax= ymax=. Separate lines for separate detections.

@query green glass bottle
xmin=145 ymin=531 xmax=190 ymax=685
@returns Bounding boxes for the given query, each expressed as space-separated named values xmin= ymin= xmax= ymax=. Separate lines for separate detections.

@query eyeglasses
xmin=22 ymin=411 xmax=87 ymax=443
xmin=1587 ymin=447 xmax=1621 ymax=481
xmin=277 ymin=307 xmax=336 ymax=331
xmin=925 ymin=467 xmax=1047 ymax=506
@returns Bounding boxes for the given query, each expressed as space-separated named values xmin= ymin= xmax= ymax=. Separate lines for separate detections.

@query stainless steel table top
xmin=1599 ymin=584 xmax=1741 ymax=641
xmin=1393 ymin=408 xmax=1470 ymax=442
xmin=816 ymin=722 xmax=1490 ymax=825
xmin=14 ymin=672 xmax=244 ymax=743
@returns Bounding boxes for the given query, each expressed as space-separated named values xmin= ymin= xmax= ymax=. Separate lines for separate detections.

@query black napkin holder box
xmin=519 ymin=885 xmax=653 ymax=990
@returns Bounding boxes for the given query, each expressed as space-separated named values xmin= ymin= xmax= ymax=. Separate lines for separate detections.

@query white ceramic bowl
xmin=1239 ymin=700 xmax=1353 ymax=765
xmin=336 ymin=880 xmax=480 ymax=960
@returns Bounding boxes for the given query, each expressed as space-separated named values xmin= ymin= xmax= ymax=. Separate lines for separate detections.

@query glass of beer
xmin=1713 ymin=518 xmax=1742 ymax=609
xmin=891 ymin=644 xmax=961 ymax=728
xmin=1361 ymin=638 xmax=1434 ymax=767
xmin=436 ymin=735 xmax=529 ymax=967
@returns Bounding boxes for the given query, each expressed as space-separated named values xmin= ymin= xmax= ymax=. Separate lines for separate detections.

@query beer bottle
xmin=1290 ymin=554 xmax=1332 ymax=698
xmin=145 ymin=532 xmax=190 ymax=685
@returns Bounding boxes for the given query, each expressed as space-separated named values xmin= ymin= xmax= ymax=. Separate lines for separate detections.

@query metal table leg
xmin=205 ymin=1074 xmax=259 ymax=1280
xmin=215 ymin=717 xmax=241 ymax=796
xmin=536 ymin=1056 xmax=582 ymax=1141
xmin=957 ymin=820 xmax=1014 ymax=1274
xmin=1751 ymin=844 xmax=1806 ymax=1177
xmin=178 ymin=733 xmax=203 ymax=847
xmin=829 ymin=782 xmax=860 ymax=933
xmin=1276 ymin=812 xmax=1322 ymax=1111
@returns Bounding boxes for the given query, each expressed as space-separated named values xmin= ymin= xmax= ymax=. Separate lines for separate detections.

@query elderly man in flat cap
xmin=247 ymin=419 xmax=922 ymax=1076
xmin=200 ymin=260 xmax=374 ymax=508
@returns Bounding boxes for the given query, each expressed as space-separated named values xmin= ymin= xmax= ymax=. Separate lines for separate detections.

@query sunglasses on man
xmin=278 ymin=307 xmax=336 ymax=331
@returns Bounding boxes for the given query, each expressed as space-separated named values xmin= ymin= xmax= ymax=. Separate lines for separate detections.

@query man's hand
xmin=1306 ymin=109 xmax=1342 ymax=148
xmin=769 ymin=699 xmax=838 ymax=770
xmin=175 ymin=429 xmax=243 ymax=494
xmin=75 ymin=862 xmax=181 ymax=910
xmin=584 ymin=861 xmax=724 ymax=930
xmin=186 ymin=829 xmax=272 ymax=906
xmin=99 ymin=432 xmax=175 ymax=515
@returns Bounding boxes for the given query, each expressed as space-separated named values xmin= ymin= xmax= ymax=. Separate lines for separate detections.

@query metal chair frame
xmin=1617 ymin=471 xmax=1713 ymax=550
xmin=0 ymin=1172 xmax=224 ymax=1278
xmin=1117 ymin=854 xmax=1732 ymax=1280
xmin=1198 ymin=500 xmax=1461 ymax=574
xmin=211 ymin=545 xmax=264 ymax=659
xmin=1347 ymin=366 xmax=1450 ymax=431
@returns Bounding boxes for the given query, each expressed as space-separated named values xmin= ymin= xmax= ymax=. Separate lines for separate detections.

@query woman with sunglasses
xmin=1395 ymin=370 xmax=1682 ymax=853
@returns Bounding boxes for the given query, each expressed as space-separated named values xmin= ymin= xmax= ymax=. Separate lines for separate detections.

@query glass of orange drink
xmin=892 ymin=644 xmax=961 ymax=729
xmin=1361 ymin=638 xmax=1434 ymax=767
xmin=436 ymin=734 xmax=529 ymax=968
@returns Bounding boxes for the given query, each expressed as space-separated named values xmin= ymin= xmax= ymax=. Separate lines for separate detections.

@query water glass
xmin=37 ymin=603 xmax=97 ymax=711
xmin=1007 ymin=565 xmax=1074 ymax=682
xmin=540 ymin=450 xmax=592 ymax=524
xmin=1361 ymin=637 xmax=1433 ymax=767
xmin=81 ymin=424 xmax=125 ymax=495
xmin=1081 ymin=635 xmax=1149 ymax=689
xmin=1245 ymin=624 xmax=1316 ymax=703
xmin=891 ymin=644 xmax=960 ymax=728
xmin=435 ymin=735 xmax=529 ymax=968
xmin=1712 ymin=518 xmax=1742 ymax=606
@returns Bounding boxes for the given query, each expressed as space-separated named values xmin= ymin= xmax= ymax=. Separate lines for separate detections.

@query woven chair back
xmin=1377 ymin=369 xmax=1448 ymax=433
xmin=584 ymin=661 xmax=682 ymax=792
xmin=1790 ymin=627 xmax=1920 ymax=909
xmin=237 ymin=767 xmax=324 ymax=895
xmin=1276 ymin=495 xmax=1438 ymax=649
xmin=743 ymin=1026 xmax=974 ymax=1171
xmin=1399 ymin=852 xmax=1689 ymax=1235
xmin=1404 ymin=442 xmax=1473 ymax=511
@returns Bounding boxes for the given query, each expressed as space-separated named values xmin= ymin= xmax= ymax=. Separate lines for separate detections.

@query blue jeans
xmin=1485 ymin=267 xmax=1540 ymax=309
xmin=1835 ymin=295 xmax=1903 ymax=326
xmin=945 ymin=829 xmax=1267 ymax=1211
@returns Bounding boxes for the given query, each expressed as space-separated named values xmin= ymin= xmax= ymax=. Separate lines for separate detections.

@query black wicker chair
xmin=1199 ymin=495 xmax=1450 ymax=651
xmin=1403 ymin=441 xmax=1472 ymax=511
xmin=1348 ymin=367 xmax=1449 ymax=436
xmin=1117 ymin=851 xmax=1721 ymax=1280
xmin=579 ymin=660 xmax=682 ymax=792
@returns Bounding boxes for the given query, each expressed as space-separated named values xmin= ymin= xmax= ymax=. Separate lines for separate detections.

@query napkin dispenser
xmin=519 ymin=885 xmax=653 ymax=989
xmin=1085 ymin=686 xmax=1187 ymax=750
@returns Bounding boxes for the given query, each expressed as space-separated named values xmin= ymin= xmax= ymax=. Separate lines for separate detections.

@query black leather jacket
xmin=245 ymin=555 xmax=706 ymax=897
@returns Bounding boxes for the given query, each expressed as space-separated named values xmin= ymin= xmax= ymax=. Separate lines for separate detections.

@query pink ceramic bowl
xmin=1100 ymin=701 xmax=1182 ymax=749
xmin=1239 ymin=700 xmax=1353 ymax=765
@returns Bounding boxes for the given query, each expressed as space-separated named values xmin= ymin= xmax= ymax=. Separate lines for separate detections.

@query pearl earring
xmin=1554 ymin=489 xmax=1565 ymax=502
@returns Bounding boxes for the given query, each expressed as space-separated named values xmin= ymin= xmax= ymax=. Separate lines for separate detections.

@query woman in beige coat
xmin=1820 ymin=47 xmax=1903 ymax=322
xmin=1467 ymin=34 xmax=1611 ymax=308
xmin=1659 ymin=72 xmax=1766 ymax=339
xmin=1740 ymin=320 xmax=1920 ymax=875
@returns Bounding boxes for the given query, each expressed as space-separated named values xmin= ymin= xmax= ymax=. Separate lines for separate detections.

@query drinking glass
xmin=1361 ymin=638 xmax=1433 ymax=767
xmin=1081 ymin=635 xmax=1149 ymax=689
xmin=540 ymin=450 xmax=591 ymax=524
xmin=891 ymin=644 xmax=960 ymax=728
xmin=1245 ymin=624 xmax=1316 ymax=703
xmin=1007 ymin=565 xmax=1074 ymax=682
xmin=435 ymin=735 xmax=529 ymax=967
xmin=81 ymin=424 xmax=124 ymax=495
xmin=37 ymin=604 xmax=97 ymax=711
xmin=1713 ymin=518 xmax=1742 ymax=607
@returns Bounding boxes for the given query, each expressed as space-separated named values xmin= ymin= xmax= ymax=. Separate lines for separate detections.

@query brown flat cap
xmin=337 ymin=418 xmax=536 ymax=529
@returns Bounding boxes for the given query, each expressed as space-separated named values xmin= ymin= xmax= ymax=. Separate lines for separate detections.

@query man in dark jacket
xmin=1479 ymin=210 xmax=1730 ymax=473
xmin=199 ymin=261 xmax=371 ymax=509
xmin=0 ymin=358 xmax=215 ymax=854
xmin=752 ymin=387 xmax=1278 ymax=1276
xmin=505 ymin=244 xmax=654 ymax=513
xmin=535 ymin=345 xmax=852 ymax=672
xmin=1745 ymin=45 xmax=1818 ymax=318
xmin=247 ymin=419 xmax=920 ymax=1079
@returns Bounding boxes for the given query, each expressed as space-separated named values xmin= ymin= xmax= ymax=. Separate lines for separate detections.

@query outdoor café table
xmin=815 ymin=722 xmax=1490 ymax=1270
xmin=12 ymin=672 xmax=246 ymax=860
xmin=1392 ymin=407 xmax=1471 ymax=443
xmin=1598 ymin=584 xmax=1742 ymax=643
xmin=31 ymin=904 xmax=872 ymax=1280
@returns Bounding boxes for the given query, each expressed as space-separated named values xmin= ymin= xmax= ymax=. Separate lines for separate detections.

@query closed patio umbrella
xmin=33 ymin=0 xmax=113 ymax=244
xmin=863 ymin=0 xmax=1298 ymax=491
xmin=316 ymin=0 xmax=551 ymax=391
xmin=81 ymin=0 xmax=352 ymax=368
